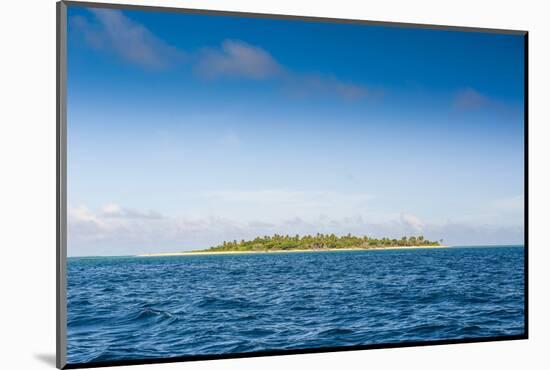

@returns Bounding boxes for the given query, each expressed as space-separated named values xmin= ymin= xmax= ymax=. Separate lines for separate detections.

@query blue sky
xmin=66 ymin=6 xmax=525 ymax=256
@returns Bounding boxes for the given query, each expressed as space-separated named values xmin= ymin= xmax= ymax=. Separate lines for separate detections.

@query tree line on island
xmin=202 ymin=234 xmax=442 ymax=252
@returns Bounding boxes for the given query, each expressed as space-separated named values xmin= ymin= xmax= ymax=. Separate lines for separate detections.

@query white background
xmin=1 ymin=0 xmax=548 ymax=369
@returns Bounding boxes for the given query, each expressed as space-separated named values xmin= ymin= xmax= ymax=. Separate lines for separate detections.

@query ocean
xmin=67 ymin=246 xmax=525 ymax=364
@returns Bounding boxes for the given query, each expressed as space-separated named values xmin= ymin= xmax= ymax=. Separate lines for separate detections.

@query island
xmin=137 ymin=234 xmax=447 ymax=257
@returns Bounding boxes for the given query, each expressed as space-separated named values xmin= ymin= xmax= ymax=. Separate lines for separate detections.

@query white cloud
xmin=285 ymin=74 xmax=372 ymax=100
xmin=195 ymin=41 xmax=371 ymax=99
xmin=196 ymin=40 xmax=284 ymax=80
xmin=217 ymin=132 xmax=242 ymax=149
xmin=71 ymin=9 xmax=184 ymax=68
xmin=453 ymin=88 xmax=489 ymax=110
xmin=203 ymin=190 xmax=373 ymax=220
xmin=68 ymin=203 xmax=243 ymax=254
xmin=100 ymin=203 xmax=164 ymax=219
xmin=68 ymin=195 xmax=524 ymax=256
xmin=451 ymin=87 xmax=519 ymax=115
xmin=71 ymin=10 xmax=372 ymax=100
xmin=205 ymin=189 xmax=372 ymax=204
xmin=400 ymin=213 xmax=424 ymax=232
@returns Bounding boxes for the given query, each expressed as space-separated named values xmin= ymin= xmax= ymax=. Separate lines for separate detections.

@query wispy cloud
xmin=71 ymin=9 xmax=372 ymax=99
xmin=204 ymin=189 xmax=373 ymax=211
xmin=68 ymin=202 xmax=524 ymax=256
xmin=195 ymin=40 xmax=371 ymax=99
xmin=452 ymin=88 xmax=490 ymax=110
xmin=196 ymin=40 xmax=284 ymax=80
xmin=100 ymin=203 xmax=164 ymax=219
xmin=71 ymin=9 xmax=184 ymax=68
xmin=451 ymin=87 xmax=524 ymax=118
xmin=284 ymin=74 xmax=371 ymax=100
xmin=68 ymin=203 xmax=247 ymax=255
xmin=400 ymin=213 xmax=424 ymax=232
xmin=217 ymin=131 xmax=242 ymax=150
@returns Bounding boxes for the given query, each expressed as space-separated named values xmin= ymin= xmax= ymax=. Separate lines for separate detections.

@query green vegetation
xmin=202 ymin=234 xmax=441 ymax=252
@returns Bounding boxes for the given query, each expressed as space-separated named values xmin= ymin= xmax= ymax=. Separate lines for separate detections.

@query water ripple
xmin=67 ymin=246 xmax=525 ymax=364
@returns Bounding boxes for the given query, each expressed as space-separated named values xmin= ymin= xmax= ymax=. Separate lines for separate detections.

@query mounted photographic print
xmin=56 ymin=1 xmax=528 ymax=368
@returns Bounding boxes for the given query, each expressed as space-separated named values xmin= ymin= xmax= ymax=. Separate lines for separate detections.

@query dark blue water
xmin=67 ymin=246 xmax=525 ymax=364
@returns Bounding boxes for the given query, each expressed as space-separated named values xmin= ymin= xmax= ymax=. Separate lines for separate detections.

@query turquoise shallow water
xmin=67 ymin=246 xmax=525 ymax=364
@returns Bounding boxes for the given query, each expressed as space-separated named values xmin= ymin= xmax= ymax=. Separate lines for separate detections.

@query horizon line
xmin=67 ymin=243 xmax=525 ymax=258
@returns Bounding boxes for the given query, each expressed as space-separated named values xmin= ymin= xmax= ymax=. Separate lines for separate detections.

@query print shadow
xmin=34 ymin=353 xmax=56 ymax=367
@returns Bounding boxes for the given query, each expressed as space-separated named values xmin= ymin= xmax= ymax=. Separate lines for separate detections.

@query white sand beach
xmin=137 ymin=245 xmax=449 ymax=257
